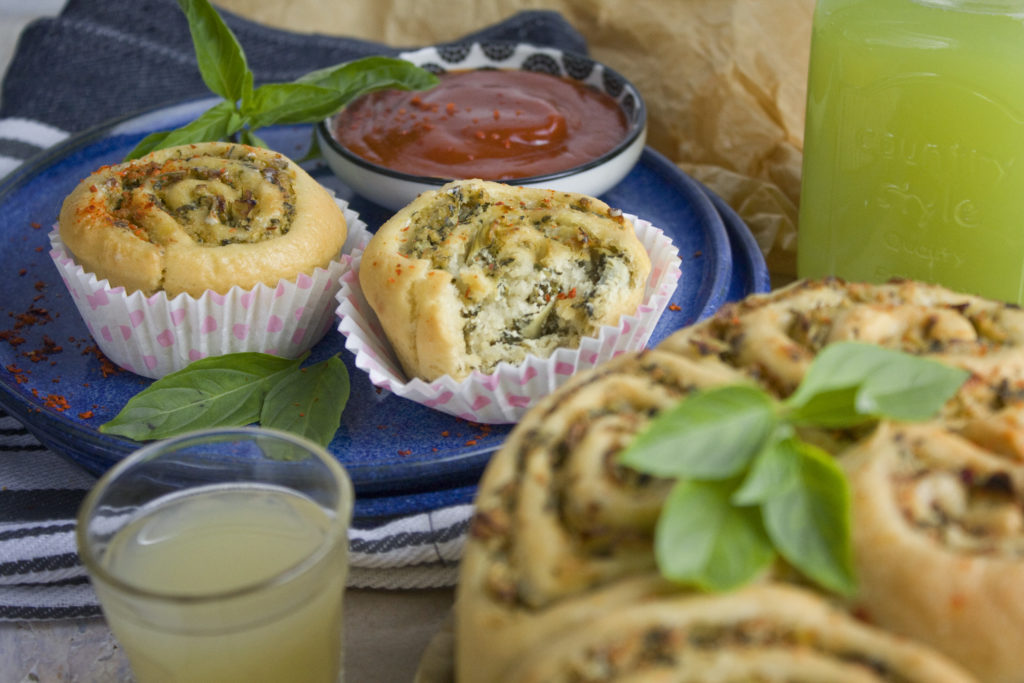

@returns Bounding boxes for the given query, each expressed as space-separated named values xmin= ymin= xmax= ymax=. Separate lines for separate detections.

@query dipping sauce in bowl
xmin=317 ymin=41 xmax=647 ymax=211
xmin=332 ymin=69 xmax=630 ymax=180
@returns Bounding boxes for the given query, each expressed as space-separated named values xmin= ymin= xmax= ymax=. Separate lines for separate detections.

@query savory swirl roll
xmin=501 ymin=583 xmax=975 ymax=683
xmin=842 ymin=421 xmax=1024 ymax=683
xmin=358 ymin=179 xmax=652 ymax=382
xmin=660 ymin=277 xmax=1024 ymax=402
xmin=58 ymin=141 xmax=347 ymax=297
xmin=455 ymin=277 xmax=1024 ymax=682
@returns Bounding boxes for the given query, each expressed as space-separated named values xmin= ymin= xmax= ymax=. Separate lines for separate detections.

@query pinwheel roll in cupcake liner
xmin=49 ymin=204 xmax=371 ymax=379
xmin=334 ymin=215 xmax=682 ymax=424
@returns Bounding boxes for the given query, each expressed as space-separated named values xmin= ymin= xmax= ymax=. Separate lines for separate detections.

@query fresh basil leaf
xmin=239 ymin=128 xmax=268 ymax=149
xmin=731 ymin=428 xmax=801 ymax=506
xmin=177 ymin=0 xmax=252 ymax=103
xmin=855 ymin=358 xmax=969 ymax=421
xmin=100 ymin=353 xmax=304 ymax=440
xmin=655 ymin=479 xmax=775 ymax=592
xmin=124 ymin=101 xmax=243 ymax=160
xmin=243 ymin=83 xmax=348 ymax=128
xmin=619 ymin=385 xmax=778 ymax=480
xmin=295 ymin=56 xmax=439 ymax=100
xmin=261 ymin=355 xmax=350 ymax=448
xmin=782 ymin=386 xmax=870 ymax=429
xmin=784 ymin=342 xmax=968 ymax=424
xmin=759 ymin=438 xmax=857 ymax=596
xmin=125 ymin=131 xmax=175 ymax=161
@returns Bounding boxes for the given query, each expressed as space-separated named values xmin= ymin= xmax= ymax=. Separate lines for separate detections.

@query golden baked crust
xmin=455 ymin=277 xmax=1024 ymax=682
xmin=357 ymin=179 xmax=652 ymax=382
xmin=842 ymin=422 xmax=1024 ymax=683
xmin=500 ymin=583 xmax=975 ymax=682
xmin=58 ymin=142 xmax=347 ymax=297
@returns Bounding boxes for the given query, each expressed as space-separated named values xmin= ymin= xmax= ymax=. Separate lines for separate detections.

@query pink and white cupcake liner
xmin=335 ymin=214 xmax=682 ymax=424
xmin=50 ymin=199 xmax=371 ymax=379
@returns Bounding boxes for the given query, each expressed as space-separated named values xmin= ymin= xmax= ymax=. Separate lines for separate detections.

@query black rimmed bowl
xmin=315 ymin=41 xmax=648 ymax=211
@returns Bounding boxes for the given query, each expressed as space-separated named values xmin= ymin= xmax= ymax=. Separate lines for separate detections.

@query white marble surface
xmin=0 ymin=3 xmax=456 ymax=680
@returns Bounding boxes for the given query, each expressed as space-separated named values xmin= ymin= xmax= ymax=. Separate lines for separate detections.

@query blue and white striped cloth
xmin=0 ymin=410 xmax=474 ymax=620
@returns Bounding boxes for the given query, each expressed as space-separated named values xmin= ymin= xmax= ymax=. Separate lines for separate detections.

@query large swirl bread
xmin=455 ymin=277 xmax=1024 ymax=682
xmin=843 ymin=422 xmax=1024 ymax=683
xmin=500 ymin=582 xmax=975 ymax=682
xmin=58 ymin=141 xmax=347 ymax=297
xmin=358 ymin=179 xmax=651 ymax=382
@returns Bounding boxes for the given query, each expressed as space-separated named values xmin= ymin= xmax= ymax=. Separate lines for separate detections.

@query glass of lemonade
xmin=76 ymin=427 xmax=353 ymax=683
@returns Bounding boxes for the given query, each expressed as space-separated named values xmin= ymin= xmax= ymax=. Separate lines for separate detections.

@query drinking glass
xmin=76 ymin=427 xmax=353 ymax=683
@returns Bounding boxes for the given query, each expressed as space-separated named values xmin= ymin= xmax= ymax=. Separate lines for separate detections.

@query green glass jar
xmin=798 ymin=0 xmax=1024 ymax=303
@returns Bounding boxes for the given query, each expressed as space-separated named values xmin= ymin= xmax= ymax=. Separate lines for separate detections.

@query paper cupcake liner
xmin=49 ymin=199 xmax=371 ymax=380
xmin=334 ymin=214 xmax=682 ymax=424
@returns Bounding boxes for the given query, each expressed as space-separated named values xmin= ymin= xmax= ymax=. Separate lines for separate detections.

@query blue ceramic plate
xmin=0 ymin=98 xmax=764 ymax=519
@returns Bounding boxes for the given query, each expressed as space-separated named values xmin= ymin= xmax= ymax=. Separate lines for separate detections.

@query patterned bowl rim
xmin=316 ymin=40 xmax=648 ymax=186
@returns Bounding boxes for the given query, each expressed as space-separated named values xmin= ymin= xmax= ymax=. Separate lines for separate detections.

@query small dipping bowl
xmin=317 ymin=41 xmax=647 ymax=211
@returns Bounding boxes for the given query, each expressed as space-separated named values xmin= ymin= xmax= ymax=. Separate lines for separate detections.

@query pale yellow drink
xmin=798 ymin=0 xmax=1024 ymax=303
xmin=93 ymin=486 xmax=348 ymax=683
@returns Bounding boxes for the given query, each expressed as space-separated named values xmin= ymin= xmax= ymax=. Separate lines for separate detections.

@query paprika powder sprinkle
xmin=332 ymin=70 xmax=629 ymax=180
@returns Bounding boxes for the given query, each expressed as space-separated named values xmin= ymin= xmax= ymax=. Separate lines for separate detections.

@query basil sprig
xmin=100 ymin=352 xmax=350 ymax=448
xmin=619 ymin=341 xmax=970 ymax=596
xmin=125 ymin=0 xmax=438 ymax=159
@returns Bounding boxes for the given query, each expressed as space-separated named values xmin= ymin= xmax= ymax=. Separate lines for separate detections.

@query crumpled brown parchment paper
xmin=219 ymin=0 xmax=814 ymax=281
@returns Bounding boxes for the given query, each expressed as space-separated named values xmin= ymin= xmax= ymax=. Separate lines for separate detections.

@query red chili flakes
xmin=82 ymin=345 xmax=122 ymax=377
xmin=23 ymin=335 xmax=62 ymax=363
xmin=78 ymin=411 xmax=94 ymax=420
xmin=13 ymin=306 xmax=52 ymax=329
xmin=441 ymin=430 xmax=450 ymax=437
xmin=0 ymin=331 xmax=26 ymax=348
xmin=668 ymin=303 xmax=682 ymax=312
xmin=556 ymin=288 xmax=577 ymax=300
xmin=6 ymin=364 xmax=28 ymax=384
xmin=397 ymin=449 xmax=412 ymax=456
xmin=17 ymin=269 xmax=26 ymax=277
xmin=43 ymin=394 xmax=70 ymax=412
xmin=465 ymin=439 xmax=478 ymax=446
xmin=30 ymin=222 xmax=42 ymax=230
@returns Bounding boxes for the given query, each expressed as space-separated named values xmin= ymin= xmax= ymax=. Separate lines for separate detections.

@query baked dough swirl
xmin=843 ymin=422 xmax=1024 ymax=683
xmin=500 ymin=583 xmax=975 ymax=682
xmin=456 ymin=277 xmax=1024 ymax=682
xmin=58 ymin=142 xmax=347 ymax=297
xmin=358 ymin=179 xmax=652 ymax=381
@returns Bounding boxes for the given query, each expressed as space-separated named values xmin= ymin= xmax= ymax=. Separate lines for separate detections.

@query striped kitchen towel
xmin=0 ymin=410 xmax=475 ymax=620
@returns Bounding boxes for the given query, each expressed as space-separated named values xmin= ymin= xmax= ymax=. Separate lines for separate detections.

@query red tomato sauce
xmin=331 ymin=69 xmax=630 ymax=180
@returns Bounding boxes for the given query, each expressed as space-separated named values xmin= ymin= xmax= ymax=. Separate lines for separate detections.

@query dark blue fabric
xmin=0 ymin=0 xmax=587 ymax=132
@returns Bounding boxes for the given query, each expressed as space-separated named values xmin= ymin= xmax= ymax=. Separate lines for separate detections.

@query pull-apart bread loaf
xmin=456 ymin=277 xmax=1024 ymax=682
xmin=358 ymin=179 xmax=652 ymax=382
xmin=58 ymin=141 xmax=347 ymax=297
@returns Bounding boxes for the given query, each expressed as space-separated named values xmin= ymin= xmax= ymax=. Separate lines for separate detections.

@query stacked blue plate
xmin=0 ymin=99 xmax=769 ymax=520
